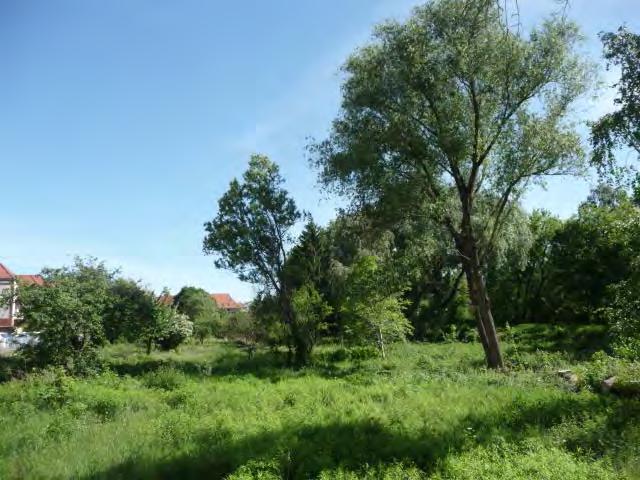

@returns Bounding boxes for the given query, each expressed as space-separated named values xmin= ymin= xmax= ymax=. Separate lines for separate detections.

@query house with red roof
xmin=0 ymin=263 xmax=44 ymax=330
xmin=210 ymin=293 xmax=244 ymax=312
xmin=157 ymin=291 xmax=245 ymax=312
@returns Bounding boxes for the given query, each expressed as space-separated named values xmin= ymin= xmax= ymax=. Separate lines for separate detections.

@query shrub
xmin=34 ymin=367 xmax=76 ymax=409
xmin=156 ymin=313 xmax=194 ymax=351
xmin=142 ymin=367 xmax=186 ymax=391
xmin=602 ymin=276 xmax=640 ymax=360
xmin=290 ymin=284 xmax=332 ymax=365
xmin=88 ymin=397 xmax=121 ymax=421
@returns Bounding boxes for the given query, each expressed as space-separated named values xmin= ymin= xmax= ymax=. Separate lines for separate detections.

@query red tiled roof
xmin=0 ymin=263 xmax=15 ymax=281
xmin=211 ymin=293 xmax=242 ymax=310
xmin=17 ymin=275 xmax=45 ymax=286
xmin=158 ymin=294 xmax=174 ymax=306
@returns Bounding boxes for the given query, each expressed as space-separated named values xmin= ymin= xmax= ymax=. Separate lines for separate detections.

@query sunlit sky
xmin=1 ymin=0 xmax=638 ymax=300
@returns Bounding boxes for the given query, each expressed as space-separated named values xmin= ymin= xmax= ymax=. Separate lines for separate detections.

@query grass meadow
xmin=0 ymin=325 xmax=638 ymax=479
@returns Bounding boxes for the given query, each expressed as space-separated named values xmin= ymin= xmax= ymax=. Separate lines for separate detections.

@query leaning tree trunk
xmin=459 ymin=231 xmax=504 ymax=370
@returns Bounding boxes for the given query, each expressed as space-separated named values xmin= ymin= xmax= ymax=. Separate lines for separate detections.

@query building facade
xmin=0 ymin=263 xmax=44 ymax=330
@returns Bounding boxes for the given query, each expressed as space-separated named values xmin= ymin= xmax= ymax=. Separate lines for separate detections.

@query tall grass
xmin=0 ymin=337 xmax=636 ymax=479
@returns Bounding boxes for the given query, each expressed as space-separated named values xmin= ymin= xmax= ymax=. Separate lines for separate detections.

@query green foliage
xmin=284 ymin=220 xmax=330 ymax=291
xmin=203 ymin=154 xmax=300 ymax=290
xmin=548 ymin=199 xmax=640 ymax=323
xmin=173 ymin=286 xmax=221 ymax=342
xmin=311 ymin=0 xmax=592 ymax=368
xmin=290 ymin=284 xmax=332 ymax=363
xmin=249 ymin=294 xmax=288 ymax=348
xmin=16 ymin=257 xmax=116 ymax=374
xmin=141 ymin=366 xmax=187 ymax=391
xmin=34 ymin=367 xmax=76 ymax=409
xmin=488 ymin=210 xmax=562 ymax=325
xmin=326 ymin=345 xmax=380 ymax=362
xmin=602 ymin=275 xmax=640 ymax=359
xmin=591 ymin=27 xmax=640 ymax=168
xmin=432 ymin=440 xmax=618 ymax=480
xmin=489 ymin=192 xmax=640 ymax=329
xmin=220 ymin=310 xmax=260 ymax=344
xmin=104 ymin=278 xmax=156 ymax=343
xmin=0 ymin=337 xmax=636 ymax=479
xmin=341 ymin=256 xmax=412 ymax=357
xmin=192 ymin=316 xmax=216 ymax=344
xmin=173 ymin=287 xmax=220 ymax=323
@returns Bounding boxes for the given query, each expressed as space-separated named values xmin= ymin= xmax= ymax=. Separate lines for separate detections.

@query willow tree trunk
xmin=459 ymin=233 xmax=504 ymax=370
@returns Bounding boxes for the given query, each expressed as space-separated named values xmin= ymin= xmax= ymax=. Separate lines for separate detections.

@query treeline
xmin=204 ymin=156 xmax=640 ymax=367
xmin=5 ymin=261 xmax=252 ymax=374
xmin=490 ymin=186 xmax=640 ymax=330
xmin=204 ymin=0 xmax=640 ymax=368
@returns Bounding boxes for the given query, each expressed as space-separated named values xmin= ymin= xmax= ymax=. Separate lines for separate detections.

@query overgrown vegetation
xmin=1 ymin=1 xmax=640 ymax=478
xmin=0 ymin=337 xmax=637 ymax=479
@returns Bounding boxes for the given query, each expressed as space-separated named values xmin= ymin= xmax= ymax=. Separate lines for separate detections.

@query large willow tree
xmin=311 ymin=0 xmax=591 ymax=368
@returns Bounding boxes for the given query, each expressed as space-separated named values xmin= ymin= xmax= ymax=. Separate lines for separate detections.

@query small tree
xmin=290 ymin=284 xmax=332 ymax=364
xmin=16 ymin=258 xmax=116 ymax=374
xmin=104 ymin=278 xmax=156 ymax=343
xmin=193 ymin=317 xmax=215 ymax=344
xmin=249 ymin=294 xmax=289 ymax=349
xmin=602 ymin=273 xmax=640 ymax=360
xmin=203 ymin=155 xmax=302 ymax=359
xmin=341 ymin=256 xmax=412 ymax=358
xmin=173 ymin=286 xmax=221 ymax=342
xmin=135 ymin=299 xmax=193 ymax=354
xmin=282 ymin=219 xmax=335 ymax=363
xmin=155 ymin=312 xmax=193 ymax=351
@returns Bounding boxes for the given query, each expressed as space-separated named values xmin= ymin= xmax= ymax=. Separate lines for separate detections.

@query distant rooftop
xmin=0 ymin=263 xmax=43 ymax=285
xmin=0 ymin=263 xmax=16 ymax=281
xmin=211 ymin=293 xmax=243 ymax=311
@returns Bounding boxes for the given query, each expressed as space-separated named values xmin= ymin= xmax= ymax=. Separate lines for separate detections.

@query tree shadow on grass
xmin=108 ymin=349 xmax=290 ymax=381
xmin=108 ymin=347 xmax=374 ymax=384
xmin=80 ymin=392 xmax=623 ymax=479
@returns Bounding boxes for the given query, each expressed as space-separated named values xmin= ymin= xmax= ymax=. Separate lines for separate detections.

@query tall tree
xmin=311 ymin=0 xmax=591 ymax=368
xmin=203 ymin=155 xmax=301 ymax=356
xmin=341 ymin=255 xmax=412 ymax=358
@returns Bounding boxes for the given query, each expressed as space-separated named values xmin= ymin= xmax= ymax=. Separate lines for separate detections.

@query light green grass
xmin=0 ymin=338 xmax=637 ymax=479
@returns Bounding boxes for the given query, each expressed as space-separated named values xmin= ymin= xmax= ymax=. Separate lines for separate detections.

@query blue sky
xmin=1 ymin=0 xmax=638 ymax=300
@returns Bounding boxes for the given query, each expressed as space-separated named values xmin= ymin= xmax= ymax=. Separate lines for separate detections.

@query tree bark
xmin=459 ymin=224 xmax=504 ymax=370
